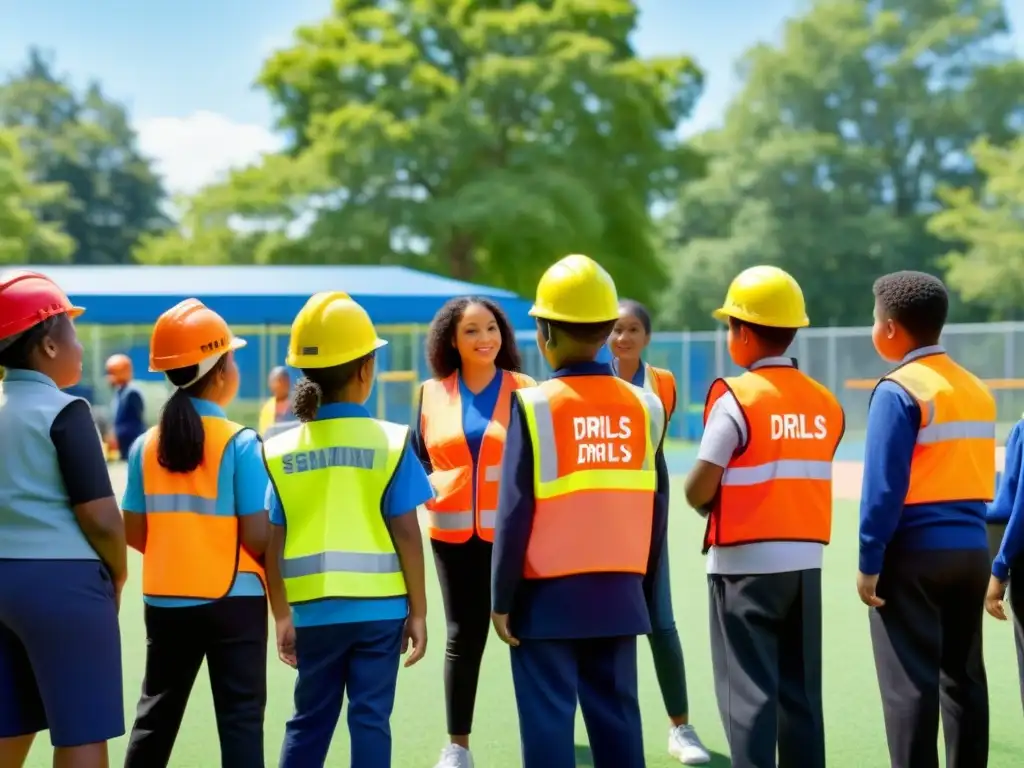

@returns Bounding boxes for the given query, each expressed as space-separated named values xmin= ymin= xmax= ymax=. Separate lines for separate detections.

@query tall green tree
xmin=660 ymin=0 xmax=1024 ymax=329
xmin=0 ymin=49 xmax=170 ymax=264
xmin=928 ymin=136 xmax=1024 ymax=319
xmin=140 ymin=0 xmax=703 ymax=305
xmin=0 ymin=128 xmax=74 ymax=263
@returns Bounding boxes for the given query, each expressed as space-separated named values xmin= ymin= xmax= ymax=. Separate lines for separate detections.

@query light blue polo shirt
xmin=122 ymin=398 xmax=269 ymax=607
xmin=267 ymin=402 xmax=434 ymax=628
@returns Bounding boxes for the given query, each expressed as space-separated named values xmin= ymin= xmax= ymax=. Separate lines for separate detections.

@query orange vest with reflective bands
xmin=643 ymin=365 xmax=677 ymax=420
xmin=518 ymin=376 xmax=665 ymax=579
xmin=702 ymin=365 xmax=844 ymax=552
xmin=420 ymin=370 xmax=534 ymax=543
xmin=140 ymin=417 xmax=267 ymax=600
xmin=879 ymin=352 xmax=996 ymax=505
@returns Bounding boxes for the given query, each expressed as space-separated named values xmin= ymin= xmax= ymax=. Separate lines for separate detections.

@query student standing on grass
xmin=105 ymin=353 xmax=146 ymax=461
xmin=491 ymin=254 xmax=668 ymax=768
xmin=259 ymin=366 xmax=299 ymax=440
xmin=411 ymin=296 xmax=535 ymax=768
xmin=0 ymin=271 xmax=127 ymax=768
xmin=684 ymin=266 xmax=844 ymax=768
xmin=610 ymin=299 xmax=710 ymax=766
xmin=121 ymin=299 xmax=269 ymax=768
xmin=263 ymin=292 xmax=431 ymax=768
xmin=985 ymin=413 xmax=1024 ymax=714
xmin=858 ymin=271 xmax=995 ymax=768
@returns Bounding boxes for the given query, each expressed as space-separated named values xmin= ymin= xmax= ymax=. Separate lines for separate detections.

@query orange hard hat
xmin=0 ymin=270 xmax=84 ymax=342
xmin=149 ymin=299 xmax=245 ymax=373
xmin=105 ymin=353 xmax=132 ymax=375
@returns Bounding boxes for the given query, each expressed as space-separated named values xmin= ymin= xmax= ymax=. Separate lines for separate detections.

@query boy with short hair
xmin=491 ymin=254 xmax=668 ymax=768
xmin=684 ymin=265 xmax=844 ymax=768
xmin=858 ymin=270 xmax=994 ymax=768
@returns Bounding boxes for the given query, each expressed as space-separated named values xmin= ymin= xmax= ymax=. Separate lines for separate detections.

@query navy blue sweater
xmin=858 ymin=361 xmax=988 ymax=575
xmin=490 ymin=361 xmax=669 ymax=639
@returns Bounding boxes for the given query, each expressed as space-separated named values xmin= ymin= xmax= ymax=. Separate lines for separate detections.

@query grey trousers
xmin=708 ymin=569 xmax=824 ymax=768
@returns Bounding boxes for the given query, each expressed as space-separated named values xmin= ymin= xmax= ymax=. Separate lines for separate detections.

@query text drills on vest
xmin=574 ymin=415 xmax=634 ymax=464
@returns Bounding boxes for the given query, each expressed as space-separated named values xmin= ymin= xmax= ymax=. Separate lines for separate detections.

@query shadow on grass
xmin=573 ymin=744 xmax=731 ymax=766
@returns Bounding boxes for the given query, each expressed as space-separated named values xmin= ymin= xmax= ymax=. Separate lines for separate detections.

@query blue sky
xmin=1 ymin=0 xmax=1021 ymax=193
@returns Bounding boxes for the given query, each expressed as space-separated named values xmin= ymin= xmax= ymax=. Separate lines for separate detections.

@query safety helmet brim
xmin=712 ymin=306 xmax=809 ymax=328
xmin=286 ymin=336 xmax=387 ymax=370
xmin=148 ymin=336 xmax=246 ymax=373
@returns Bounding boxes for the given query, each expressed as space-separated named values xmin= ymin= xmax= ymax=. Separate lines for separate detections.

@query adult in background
xmin=0 ymin=271 xmax=127 ymax=768
xmin=121 ymin=299 xmax=269 ymax=768
xmin=258 ymin=366 xmax=299 ymax=439
xmin=106 ymin=353 xmax=146 ymax=460
xmin=412 ymin=296 xmax=535 ymax=768
xmin=610 ymin=299 xmax=710 ymax=765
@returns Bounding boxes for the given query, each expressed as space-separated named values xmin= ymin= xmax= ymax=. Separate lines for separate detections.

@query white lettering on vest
xmin=769 ymin=414 xmax=828 ymax=441
xmin=572 ymin=416 xmax=634 ymax=464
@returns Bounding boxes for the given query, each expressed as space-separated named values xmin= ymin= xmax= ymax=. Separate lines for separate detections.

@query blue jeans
xmin=280 ymin=619 xmax=404 ymax=768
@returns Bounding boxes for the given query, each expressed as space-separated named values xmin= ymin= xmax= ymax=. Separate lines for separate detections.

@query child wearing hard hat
xmin=263 ymin=292 xmax=431 ymax=768
xmin=105 ymin=352 xmax=146 ymax=460
xmin=684 ymin=266 xmax=844 ymax=768
xmin=0 ymin=270 xmax=127 ymax=767
xmin=490 ymin=254 xmax=669 ymax=768
xmin=258 ymin=365 xmax=299 ymax=439
xmin=858 ymin=272 xmax=993 ymax=768
xmin=121 ymin=299 xmax=270 ymax=768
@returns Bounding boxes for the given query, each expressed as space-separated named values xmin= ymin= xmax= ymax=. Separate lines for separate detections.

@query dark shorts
xmin=0 ymin=560 xmax=124 ymax=746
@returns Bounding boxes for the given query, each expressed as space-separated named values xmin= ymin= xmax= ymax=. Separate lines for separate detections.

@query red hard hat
xmin=0 ymin=271 xmax=85 ymax=342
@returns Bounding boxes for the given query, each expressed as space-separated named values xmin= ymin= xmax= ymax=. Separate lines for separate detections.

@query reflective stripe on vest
xmin=642 ymin=364 xmax=677 ymax=420
xmin=420 ymin=370 xmax=533 ymax=543
xmin=518 ymin=376 xmax=664 ymax=579
xmin=702 ymin=366 xmax=844 ymax=552
xmin=881 ymin=353 xmax=996 ymax=505
xmin=263 ymin=416 xmax=408 ymax=603
xmin=140 ymin=417 xmax=267 ymax=600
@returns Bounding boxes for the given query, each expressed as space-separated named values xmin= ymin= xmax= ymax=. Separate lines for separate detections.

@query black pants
xmin=708 ymin=570 xmax=824 ymax=768
xmin=870 ymin=549 xmax=989 ymax=768
xmin=432 ymin=536 xmax=492 ymax=736
xmin=124 ymin=597 xmax=268 ymax=768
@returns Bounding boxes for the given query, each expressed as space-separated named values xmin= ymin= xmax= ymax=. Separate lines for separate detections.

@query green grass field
xmin=24 ymin=479 xmax=1024 ymax=767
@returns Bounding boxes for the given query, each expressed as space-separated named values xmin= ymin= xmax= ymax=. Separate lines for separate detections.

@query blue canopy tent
xmin=29 ymin=264 xmax=533 ymax=424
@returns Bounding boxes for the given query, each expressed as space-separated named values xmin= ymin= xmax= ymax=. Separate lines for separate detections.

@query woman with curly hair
xmin=412 ymin=296 xmax=535 ymax=768
xmin=610 ymin=299 xmax=710 ymax=765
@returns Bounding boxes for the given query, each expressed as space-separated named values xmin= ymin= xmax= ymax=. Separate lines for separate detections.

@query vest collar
xmin=1 ymin=368 xmax=58 ymax=388
xmin=901 ymin=344 xmax=945 ymax=364
xmin=749 ymin=356 xmax=797 ymax=371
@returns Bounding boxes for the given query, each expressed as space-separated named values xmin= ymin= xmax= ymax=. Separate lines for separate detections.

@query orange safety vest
xmin=702 ymin=365 xmax=845 ymax=552
xmin=879 ymin=352 xmax=995 ymax=505
xmin=420 ymin=370 xmax=534 ymax=543
xmin=517 ymin=376 xmax=665 ymax=579
xmin=643 ymin=364 xmax=677 ymax=419
xmin=140 ymin=417 xmax=267 ymax=600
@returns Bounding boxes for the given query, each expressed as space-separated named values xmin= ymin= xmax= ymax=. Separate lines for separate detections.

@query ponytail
xmin=157 ymin=355 xmax=228 ymax=473
xmin=292 ymin=377 xmax=323 ymax=422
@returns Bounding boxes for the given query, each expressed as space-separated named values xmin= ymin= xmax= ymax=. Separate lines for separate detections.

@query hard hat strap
xmin=173 ymin=353 xmax=224 ymax=390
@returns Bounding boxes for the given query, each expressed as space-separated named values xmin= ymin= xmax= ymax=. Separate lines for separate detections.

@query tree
xmin=0 ymin=128 xmax=73 ymax=263
xmin=928 ymin=136 xmax=1024 ymax=318
xmin=140 ymin=0 xmax=703 ymax=305
xmin=0 ymin=49 xmax=170 ymax=264
xmin=660 ymin=0 xmax=1024 ymax=329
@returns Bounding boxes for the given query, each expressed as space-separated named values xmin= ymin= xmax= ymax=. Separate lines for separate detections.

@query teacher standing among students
xmin=411 ymin=297 xmax=535 ymax=768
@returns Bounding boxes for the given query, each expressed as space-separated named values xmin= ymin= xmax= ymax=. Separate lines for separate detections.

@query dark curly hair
xmin=873 ymin=271 xmax=948 ymax=344
xmin=292 ymin=353 xmax=374 ymax=422
xmin=426 ymin=296 xmax=522 ymax=379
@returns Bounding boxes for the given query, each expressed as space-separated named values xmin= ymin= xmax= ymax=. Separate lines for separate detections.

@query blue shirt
xmin=990 ymin=421 xmax=1024 ymax=580
xmin=491 ymin=361 xmax=670 ymax=639
xmin=267 ymin=402 xmax=434 ymax=628
xmin=112 ymin=383 xmax=146 ymax=454
xmin=122 ymin=398 xmax=269 ymax=607
xmin=858 ymin=346 xmax=988 ymax=575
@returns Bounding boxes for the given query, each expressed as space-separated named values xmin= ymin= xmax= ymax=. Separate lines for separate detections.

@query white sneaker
xmin=668 ymin=724 xmax=711 ymax=765
xmin=434 ymin=744 xmax=475 ymax=768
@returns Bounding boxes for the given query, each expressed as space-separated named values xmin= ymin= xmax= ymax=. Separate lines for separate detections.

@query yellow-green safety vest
xmin=263 ymin=416 xmax=409 ymax=603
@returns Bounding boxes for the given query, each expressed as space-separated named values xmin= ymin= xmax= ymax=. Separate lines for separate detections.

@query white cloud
xmin=135 ymin=111 xmax=283 ymax=196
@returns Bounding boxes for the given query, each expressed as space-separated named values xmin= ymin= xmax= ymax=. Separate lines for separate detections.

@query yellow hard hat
xmin=529 ymin=254 xmax=619 ymax=324
xmin=713 ymin=265 xmax=809 ymax=328
xmin=286 ymin=292 xmax=387 ymax=369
